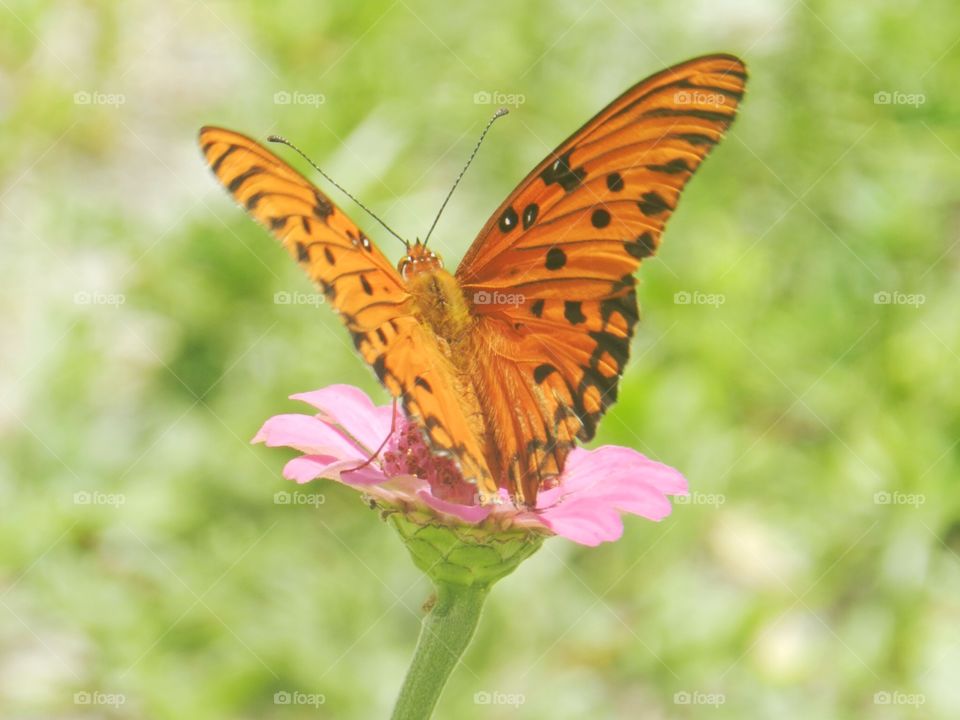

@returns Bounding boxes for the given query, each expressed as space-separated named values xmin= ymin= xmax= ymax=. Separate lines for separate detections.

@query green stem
xmin=390 ymin=581 xmax=489 ymax=720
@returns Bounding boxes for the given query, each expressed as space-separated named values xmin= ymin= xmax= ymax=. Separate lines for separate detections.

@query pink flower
xmin=252 ymin=384 xmax=688 ymax=546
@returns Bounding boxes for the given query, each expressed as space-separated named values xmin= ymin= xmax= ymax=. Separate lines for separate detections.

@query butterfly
xmin=200 ymin=54 xmax=746 ymax=508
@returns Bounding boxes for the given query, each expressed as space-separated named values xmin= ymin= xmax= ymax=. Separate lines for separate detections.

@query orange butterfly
xmin=200 ymin=54 xmax=746 ymax=508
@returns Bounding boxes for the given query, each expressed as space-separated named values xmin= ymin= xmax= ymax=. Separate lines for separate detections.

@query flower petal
xmin=417 ymin=490 xmax=494 ymax=524
xmin=290 ymin=384 xmax=393 ymax=452
xmin=283 ymin=455 xmax=389 ymax=486
xmin=537 ymin=445 xmax=688 ymax=546
xmin=252 ymin=413 xmax=364 ymax=460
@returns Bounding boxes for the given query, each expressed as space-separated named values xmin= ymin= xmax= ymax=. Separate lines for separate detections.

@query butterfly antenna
xmin=423 ymin=107 xmax=509 ymax=247
xmin=267 ymin=134 xmax=408 ymax=248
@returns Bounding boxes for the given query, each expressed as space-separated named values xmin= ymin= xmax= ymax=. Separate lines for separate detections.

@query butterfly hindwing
xmin=199 ymin=127 xmax=494 ymax=494
xmin=456 ymin=55 xmax=747 ymax=503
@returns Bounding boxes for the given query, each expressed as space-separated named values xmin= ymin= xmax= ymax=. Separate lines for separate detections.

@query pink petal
xmin=283 ymin=455 xmax=389 ymax=485
xmin=537 ymin=501 xmax=627 ymax=546
xmin=417 ymin=490 xmax=493 ymax=524
xmin=291 ymin=384 xmax=394 ymax=452
xmin=537 ymin=445 xmax=688 ymax=546
xmin=252 ymin=413 xmax=364 ymax=460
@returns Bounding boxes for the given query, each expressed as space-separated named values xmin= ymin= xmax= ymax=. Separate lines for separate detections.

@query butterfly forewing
xmin=199 ymin=127 xmax=495 ymax=495
xmin=456 ymin=54 xmax=747 ymax=504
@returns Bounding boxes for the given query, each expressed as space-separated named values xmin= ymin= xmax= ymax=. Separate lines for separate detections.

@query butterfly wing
xmin=456 ymin=54 xmax=747 ymax=504
xmin=199 ymin=127 xmax=494 ymax=492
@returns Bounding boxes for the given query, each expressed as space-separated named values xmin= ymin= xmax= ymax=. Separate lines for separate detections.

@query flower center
xmin=381 ymin=420 xmax=478 ymax=505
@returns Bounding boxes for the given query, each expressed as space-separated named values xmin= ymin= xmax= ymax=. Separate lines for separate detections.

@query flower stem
xmin=390 ymin=581 xmax=489 ymax=720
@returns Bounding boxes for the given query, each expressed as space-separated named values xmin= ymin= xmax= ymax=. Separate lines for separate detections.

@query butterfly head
xmin=398 ymin=239 xmax=444 ymax=282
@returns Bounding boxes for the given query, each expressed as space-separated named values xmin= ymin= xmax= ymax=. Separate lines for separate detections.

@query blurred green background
xmin=2 ymin=1 xmax=959 ymax=718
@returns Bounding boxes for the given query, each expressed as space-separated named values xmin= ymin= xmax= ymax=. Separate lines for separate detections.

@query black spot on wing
xmin=245 ymin=191 xmax=264 ymax=210
xmin=564 ymin=301 xmax=586 ymax=325
xmin=522 ymin=203 xmax=539 ymax=230
xmin=372 ymin=354 xmax=387 ymax=381
xmin=545 ymin=247 xmax=567 ymax=270
xmin=313 ymin=192 xmax=334 ymax=219
xmin=648 ymin=158 xmax=691 ymax=175
xmin=671 ymin=132 xmax=717 ymax=147
xmin=530 ymin=299 xmax=544 ymax=318
xmin=210 ymin=145 xmax=237 ymax=173
xmin=540 ymin=150 xmax=586 ymax=192
xmin=499 ymin=206 xmax=518 ymax=233
xmin=638 ymin=192 xmax=671 ymax=216
xmin=414 ymin=376 xmax=433 ymax=393
xmin=228 ymin=166 xmax=263 ymax=193
xmin=625 ymin=232 xmax=656 ymax=259
xmin=591 ymin=208 xmax=611 ymax=229
xmin=533 ymin=363 xmax=557 ymax=384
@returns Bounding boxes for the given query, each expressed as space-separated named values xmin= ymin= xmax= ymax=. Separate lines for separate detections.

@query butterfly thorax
xmin=399 ymin=241 xmax=472 ymax=343
xmin=405 ymin=264 xmax=473 ymax=346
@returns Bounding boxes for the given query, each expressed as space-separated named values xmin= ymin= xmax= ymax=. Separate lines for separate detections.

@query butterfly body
xmin=401 ymin=246 xmax=472 ymax=344
xmin=200 ymin=54 xmax=747 ymax=508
